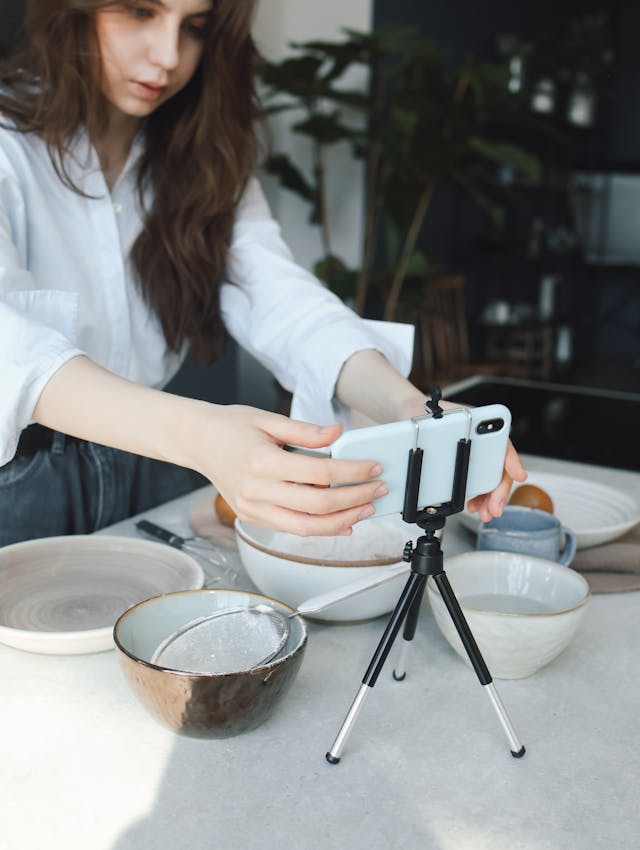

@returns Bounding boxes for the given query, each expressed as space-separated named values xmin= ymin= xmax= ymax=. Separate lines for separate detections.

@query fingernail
xmin=373 ymin=483 xmax=388 ymax=498
xmin=357 ymin=505 xmax=375 ymax=521
xmin=369 ymin=463 xmax=383 ymax=478
xmin=318 ymin=425 xmax=336 ymax=434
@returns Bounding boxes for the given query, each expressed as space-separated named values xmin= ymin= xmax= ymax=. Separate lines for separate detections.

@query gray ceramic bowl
xmin=427 ymin=551 xmax=590 ymax=679
xmin=114 ymin=589 xmax=307 ymax=738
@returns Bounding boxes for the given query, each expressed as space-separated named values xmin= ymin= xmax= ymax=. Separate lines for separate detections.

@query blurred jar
xmin=566 ymin=72 xmax=596 ymax=128
xmin=531 ymin=78 xmax=556 ymax=114
xmin=555 ymin=326 xmax=573 ymax=364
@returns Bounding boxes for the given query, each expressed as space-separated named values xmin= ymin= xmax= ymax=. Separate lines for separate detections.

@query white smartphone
xmin=328 ymin=404 xmax=511 ymax=517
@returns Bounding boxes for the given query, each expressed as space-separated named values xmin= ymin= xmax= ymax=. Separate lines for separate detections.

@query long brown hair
xmin=0 ymin=0 xmax=260 ymax=363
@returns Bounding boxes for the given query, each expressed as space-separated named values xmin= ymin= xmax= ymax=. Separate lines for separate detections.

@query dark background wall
xmin=0 ymin=0 xmax=25 ymax=55
xmin=373 ymin=0 xmax=640 ymax=389
xmin=373 ymin=0 xmax=640 ymax=168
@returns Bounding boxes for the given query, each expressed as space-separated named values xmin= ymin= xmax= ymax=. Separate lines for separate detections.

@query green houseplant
xmin=258 ymin=26 xmax=542 ymax=321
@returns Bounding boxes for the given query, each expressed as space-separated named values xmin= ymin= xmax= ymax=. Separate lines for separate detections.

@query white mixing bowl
xmin=235 ymin=515 xmax=416 ymax=622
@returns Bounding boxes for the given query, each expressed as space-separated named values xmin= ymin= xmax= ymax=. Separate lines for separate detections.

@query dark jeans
xmin=0 ymin=430 xmax=205 ymax=547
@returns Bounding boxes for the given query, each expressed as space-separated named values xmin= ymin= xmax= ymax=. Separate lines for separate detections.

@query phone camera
xmin=476 ymin=417 xmax=505 ymax=435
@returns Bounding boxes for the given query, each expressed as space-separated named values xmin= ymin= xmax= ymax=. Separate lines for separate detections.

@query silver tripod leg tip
xmin=484 ymin=682 xmax=525 ymax=756
xmin=392 ymin=637 xmax=412 ymax=681
xmin=326 ymin=684 xmax=370 ymax=764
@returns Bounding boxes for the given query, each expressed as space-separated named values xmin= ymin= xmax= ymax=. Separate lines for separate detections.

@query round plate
xmin=459 ymin=472 xmax=640 ymax=549
xmin=0 ymin=535 xmax=204 ymax=655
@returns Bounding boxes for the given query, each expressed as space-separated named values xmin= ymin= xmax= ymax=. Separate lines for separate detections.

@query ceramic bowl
xmin=235 ymin=516 xmax=415 ymax=622
xmin=426 ymin=551 xmax=591 ymax=679
xmin=114 ymin=589 xmax=307 ymax=738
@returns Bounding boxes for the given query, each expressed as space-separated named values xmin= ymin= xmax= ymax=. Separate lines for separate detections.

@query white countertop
xmin=2 ymin=454 xmax=639 ymax=850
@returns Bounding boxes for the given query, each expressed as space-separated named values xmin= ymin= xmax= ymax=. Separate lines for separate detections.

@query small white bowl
xmin=427 ymin=551 xmax=591 ymax=679
xmin=235 ymin=516 xmax=415 ymax=622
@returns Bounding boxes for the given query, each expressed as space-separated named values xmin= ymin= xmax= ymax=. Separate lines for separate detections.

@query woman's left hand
xmin=335 ymin=350 xmax=527 ymax=525
xmin=465 ymin=439 xmax=527 ymax=522
xmin=401 ymin=402 xmax=527 ymax=522
xmin=392 ymin=392 xmax=527 ymax=523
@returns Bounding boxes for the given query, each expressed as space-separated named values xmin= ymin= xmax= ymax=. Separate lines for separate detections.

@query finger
xmin=289 ymin=454 xmax=383 ymax=487
xmin=245 ymin=478 xmax=389 ymax=517
xmin=257 ymin=442 xmax=383 ymax=488
xmin=486 ymin=471 xmax=513 ymax=520
xmin=466 ymin=494 xmax=488 ymax=522
xmin=466 ymin=487 xmax=500 ymax=517
xmin=467 ymin=468 xmax=512 ymax=521
xmin=469 ymin=493 xmax=499 ymax=524
xmin=236 ymin=499 xmax=377 ymax=537
xmin=504 ymin=441 xmax=527 ymax=482
xmin=466 ymin=442 xmax=526 ymax=518
xmin=465 ymin=493 xmax=483 ymax=514
xmin=485 ymin=446 xmax=528 ymax=516
xmin=256 ymin=412 xmax=343 ymax=449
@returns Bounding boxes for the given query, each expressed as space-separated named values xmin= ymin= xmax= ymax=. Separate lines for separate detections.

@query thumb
xmin=505 ymin=442 xmax=527 ymax=482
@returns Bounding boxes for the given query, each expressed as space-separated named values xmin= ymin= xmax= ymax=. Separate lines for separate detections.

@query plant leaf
xmin=468 ymin=137 xmax=541 ymax=182
xmin=291 ymin=112 xmax=355 ymax=145
xmin=313 ymin=254 xmax=358 ymax=301
xmin=453 ymin=173 xmax=506 ymax=227
xmin=262 ymin=155 xmax=315 ymax=202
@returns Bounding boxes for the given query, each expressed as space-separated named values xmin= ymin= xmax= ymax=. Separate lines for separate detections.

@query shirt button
xmin=112 ymin=203 xmax=123 ymax=214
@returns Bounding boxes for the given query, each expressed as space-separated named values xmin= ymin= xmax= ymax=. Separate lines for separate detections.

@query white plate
xmin=459 ymin=472 xmax=640 ymax=549
xmin=0 ymin=535 xmax=204 ymax=655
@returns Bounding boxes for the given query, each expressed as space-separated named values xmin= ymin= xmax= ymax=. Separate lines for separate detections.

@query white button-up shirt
xmin=0 ymin=126 xmax=413 ymax=466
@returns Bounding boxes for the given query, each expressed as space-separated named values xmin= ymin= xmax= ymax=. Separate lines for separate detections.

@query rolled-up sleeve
xmin=0 ymin=162 xmax=84 ymax=466
xmin=220 ymin=178 xmax=414 ymax=424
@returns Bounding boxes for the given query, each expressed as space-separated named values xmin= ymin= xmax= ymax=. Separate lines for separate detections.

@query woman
xmin=0 ymin=0 xmax=525 ymax=546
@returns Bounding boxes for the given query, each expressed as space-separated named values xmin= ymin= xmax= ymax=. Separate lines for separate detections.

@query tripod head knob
xmin=403 ymin=542 xmax=414 ymax=562
xmin=426 ymin=386 xmax=444 ymax=418
xmin=416 ymin=515 xmax=447 ymax=537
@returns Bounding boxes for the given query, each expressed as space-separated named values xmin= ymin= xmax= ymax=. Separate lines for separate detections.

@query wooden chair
xmin=484 ymin=323 xmax=555 ymax=380
xmin=411 ymin=274 xmax=512 ymax=390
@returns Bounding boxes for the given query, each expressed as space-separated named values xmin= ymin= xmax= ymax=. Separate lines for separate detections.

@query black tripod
xmin=326 ymin=392 xmax=526 ymax=764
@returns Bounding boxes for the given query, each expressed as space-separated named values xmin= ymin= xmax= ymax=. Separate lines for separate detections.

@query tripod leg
xmin=326 ymin=572 xmax=425 ymax=764
xmin=392 ymin=578 xmax=427 ymax=681
xmin=433 ymin=571 xmax=526 ymax=758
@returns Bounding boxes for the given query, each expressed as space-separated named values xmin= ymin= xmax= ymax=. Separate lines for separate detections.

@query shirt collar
xmin=64 ymin=126 xmax=145 ymax=191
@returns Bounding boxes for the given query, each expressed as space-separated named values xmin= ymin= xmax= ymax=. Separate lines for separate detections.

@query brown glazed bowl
xmin=113 ymin=589 xmax=307 ymax=739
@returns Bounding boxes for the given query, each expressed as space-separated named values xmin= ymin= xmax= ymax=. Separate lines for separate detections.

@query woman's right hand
xmin=191 ymin=405 xmax=389 ymax=537
xmin=32 ymin=357 xmax=388 ymax=537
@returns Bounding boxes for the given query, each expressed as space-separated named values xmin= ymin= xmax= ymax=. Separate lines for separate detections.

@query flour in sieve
xmin=151 ymin=611 xmax=287 ymax=674
xmin=269 ymin=516 xmax=409 ymax=562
